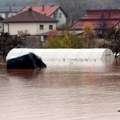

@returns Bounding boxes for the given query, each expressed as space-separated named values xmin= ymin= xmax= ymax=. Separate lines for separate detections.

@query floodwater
xmin=0 ymin=60 xmax=120 ymax=120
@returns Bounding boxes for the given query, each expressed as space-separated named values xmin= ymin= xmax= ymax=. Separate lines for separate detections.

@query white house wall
xmin=4 ymin=22 xmax=57 ymax=35
xmin=51 ymin=9 xmax=66 ymax=28
xmin=37 ymin=22 xmax=56 ymax=34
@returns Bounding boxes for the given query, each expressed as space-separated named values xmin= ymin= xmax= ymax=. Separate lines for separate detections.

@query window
xmin=59 ymin=13 xmax=62 ymax=18
xmin=40 ymin=25 xmax=44 ymax=30
xmin=49 ymin=25 xmax=53 ymax=30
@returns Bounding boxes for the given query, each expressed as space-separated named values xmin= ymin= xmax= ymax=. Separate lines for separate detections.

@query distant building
xmin=3 ymin=8 xmax=57 ymax=36
xmin=0 ymin=6 xmax=22 ymax=19
xmin=20 ymin=4 xmax=67 ymax=28
xmin=72 ymin=9 xmax=120 ymax=38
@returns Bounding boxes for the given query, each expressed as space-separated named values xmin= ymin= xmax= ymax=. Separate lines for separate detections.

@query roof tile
xmin=4 ymin=8 xmax=58 ymax=23
xmin=21 ymin=5 xmax=59 ymax=16
xmin=72 ymin=9 xmax=120 ymax=30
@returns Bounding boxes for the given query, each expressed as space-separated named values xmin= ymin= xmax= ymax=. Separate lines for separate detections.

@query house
xmin=20 ymin=4 xmax=67 ymax=28
xmin=0 ymin=16 xmax=4 ymax=33
xmin=72 ymin=9 xmax=120 ymax=38
xmin=0 ymin=6 xmax=22 ymax=18
xmin=3 ymin=7 xmax=58 ymax=36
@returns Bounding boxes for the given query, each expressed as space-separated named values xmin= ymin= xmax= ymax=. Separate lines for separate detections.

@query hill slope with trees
xmin=0 ymin=0 xmax=119 ymax=25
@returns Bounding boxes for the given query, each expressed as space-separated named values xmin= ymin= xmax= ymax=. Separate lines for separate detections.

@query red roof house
xmin=4 ymin=8 xmax=57 ymax=23
xmin=72 ymin=9 xmax=120 ymax=37
xmin=4 ymin=8 xmax=57 ymax=35
xmin=20 ymin=5 xmax=67 ymax=28
xmin=21 ymin=5 xmax=59 ymax=16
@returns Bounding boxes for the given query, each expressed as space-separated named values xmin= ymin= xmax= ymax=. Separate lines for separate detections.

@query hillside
xmin=0 ymin=0 xmax=119 ymax=9
xmin=0 ymin=0 xmax=119 ymax=25
xmin=0 ymin=0 xmax=29 ymax=6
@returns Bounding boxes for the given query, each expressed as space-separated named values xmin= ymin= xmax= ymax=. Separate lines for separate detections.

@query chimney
xmin=28 ymin=7 xmax=32 ymax=12
xmin=50 ymin=3 xmax=54 ymax=7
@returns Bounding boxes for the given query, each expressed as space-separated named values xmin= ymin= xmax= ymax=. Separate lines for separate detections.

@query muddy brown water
xmin=0 ymin=60 xmax=120 ymax=120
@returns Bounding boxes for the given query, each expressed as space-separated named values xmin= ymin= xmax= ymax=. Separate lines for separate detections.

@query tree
xmin=0 ymin=33 xmax=25 ymax=57
xmin=0 ymin=33 xmax=12 ymax=57
xmin=57 ymin=0 xmax=85 ymax=26
xmin=46 ymin=30 xmax=83 ymax=48
xmin=101 ymin=26 xmax=120 ymax=57
xmin=47 ymin=30 xmax=63 ymax=48
xmin=99 ymin=12 xmax=107 ymax=38
xmin=109 ymin=28 xmax=120 ymax=57
xmin=82 ymin=22 xmax=97 ymax=48
xmin=62 ymin=31 xmax=83 ymax=48
xmin=83 ymin=0 xmax=114 ymax=9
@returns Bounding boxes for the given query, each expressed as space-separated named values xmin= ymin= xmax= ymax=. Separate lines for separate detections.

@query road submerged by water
xmin=0 ymin=59 xmax=120 ymax=120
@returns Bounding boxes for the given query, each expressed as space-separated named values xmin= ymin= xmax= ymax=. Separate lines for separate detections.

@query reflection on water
xmin=0 ymin=60 xmax=120 ymax=120
xmin=7 ymin=69 xmax=43 ymax=79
